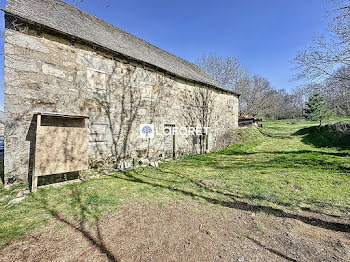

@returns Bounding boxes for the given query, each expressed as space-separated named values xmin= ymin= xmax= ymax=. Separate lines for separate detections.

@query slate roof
xmin=4 ymin=0 xmax=238 ymax=96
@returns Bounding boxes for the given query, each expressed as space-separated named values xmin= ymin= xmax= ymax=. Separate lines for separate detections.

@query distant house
xmin=2 ymin=0 xmax=240 ymax=186
xmin=238 ymin=117 xmax=260 ymax=128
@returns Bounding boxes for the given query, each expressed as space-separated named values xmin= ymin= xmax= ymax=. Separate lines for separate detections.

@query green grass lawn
xmin=0 ymin=119 xmax=350 ymax=247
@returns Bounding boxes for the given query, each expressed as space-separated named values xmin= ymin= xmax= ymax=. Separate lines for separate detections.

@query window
xmin=89 ymin=123 xmax=107 ymax=143
xmin=87 ymin=68 xmax=107 ymax=90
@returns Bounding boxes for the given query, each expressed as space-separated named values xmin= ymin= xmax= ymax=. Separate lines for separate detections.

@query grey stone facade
xmin=3 ymin=14 xmax=239 ymax=185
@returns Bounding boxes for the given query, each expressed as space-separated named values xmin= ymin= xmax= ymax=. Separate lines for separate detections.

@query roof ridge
xmin=42 ymin=0 xmax=207 ymax=76
xmin=5 ymin=0 xmax=238 ymax=96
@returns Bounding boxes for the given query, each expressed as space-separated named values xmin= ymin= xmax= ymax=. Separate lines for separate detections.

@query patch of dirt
xmin=0 ymin=202 xmax=349 ymax=262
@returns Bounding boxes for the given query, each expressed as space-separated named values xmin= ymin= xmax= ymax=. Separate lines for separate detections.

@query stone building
xmin=2 ymin=0 xmax=239 ymax=186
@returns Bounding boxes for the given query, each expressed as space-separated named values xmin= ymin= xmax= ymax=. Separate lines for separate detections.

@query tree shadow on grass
xmin=293 ymin=126 xmax=350 ymax=150
xmin=182 ymin=151 xmax=350 ymax=174
xmin=217 ymin=148 xmax=350 ymax=157
xmin=246 ymin=236 xmax=298 ymax=262
xmin=34 ymin=187 xmax=118 ymax=262
xmin=272 ymin=149 xmax=350 ymax=157
xmin=258 ymin=128 xmax=293 ymax=139
xmin=216 ymin=150 xmax=255 ymax=156
xmin=260 ymin=154 xmax=350 ymax=173
xmin=111 ymin=171 xmax=350 ymax=234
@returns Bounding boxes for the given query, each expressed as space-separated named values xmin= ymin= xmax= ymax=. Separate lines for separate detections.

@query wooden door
xmin=164 ymin=124 xmax=175 ymax=159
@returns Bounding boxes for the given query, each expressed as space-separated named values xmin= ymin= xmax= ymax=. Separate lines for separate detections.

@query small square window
xmin=87 ymin=68 xmax=107 ymax=90
xmin=89 ymin=123 xmax=107 ymax=143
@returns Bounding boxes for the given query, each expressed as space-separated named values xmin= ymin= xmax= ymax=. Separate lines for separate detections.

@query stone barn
xmin=2 ymin=0 xmax=239 ymax=186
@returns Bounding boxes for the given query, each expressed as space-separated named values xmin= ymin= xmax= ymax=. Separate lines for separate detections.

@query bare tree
xmin=196 ymin=53 xmax=302 ymax=119
xmin=196 ymin=53 xmax=248 ymax=91
xmin=180 ymin=85 xmax=214 ymax=154
xmin=273 ymin=88 xmax=306 ymax=119
xmin=237 ymin=75 xmax=276 ymax=118
xmin=298 ymin=66 xmax=350 ymax=116
xmin=294 ymin=0 xmax=350 ymax=82
xmin=292 ymin=0 xmax=350 ymax=118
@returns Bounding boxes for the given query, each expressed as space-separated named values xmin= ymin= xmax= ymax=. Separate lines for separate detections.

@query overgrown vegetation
xmin=0 ymin=119 xmax=349 ymax=248
xmin=295 ymin=122 xmax=350 ymax=149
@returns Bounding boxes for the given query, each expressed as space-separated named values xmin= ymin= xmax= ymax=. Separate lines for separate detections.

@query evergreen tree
xmin=304 ymin=93 xmax=330 ymax=127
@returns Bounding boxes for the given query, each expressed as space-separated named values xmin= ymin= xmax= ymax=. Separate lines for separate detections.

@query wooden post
xmin=85 ymin=117 xmax=89 ymax=128
xmin=31 ymin=176 xmax=38 ymax=193
xmin=85 ymin=117 xmax=89 ymax=181
xmin=32 ymin=113 xmax=41 ymax=193
xmin=79 ymin=170 xmax=89 ymax=181
xmin=80 ymin=117 xmax=89 ymax=181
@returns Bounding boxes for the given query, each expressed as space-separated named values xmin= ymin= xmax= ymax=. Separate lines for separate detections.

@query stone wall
xmin=3 ymin=15 xmax=239 ymax=185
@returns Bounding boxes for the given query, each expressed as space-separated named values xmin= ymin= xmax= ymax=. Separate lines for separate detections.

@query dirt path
xmin=1 ymin=202 xmax=349 ymax=262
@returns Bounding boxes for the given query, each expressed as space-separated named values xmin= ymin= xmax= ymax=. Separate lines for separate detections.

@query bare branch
xmin=294 ymin=0 xmax=350 ymax=82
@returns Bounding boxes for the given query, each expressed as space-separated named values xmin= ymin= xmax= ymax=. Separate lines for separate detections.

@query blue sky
xmin=0 ymin=0 xmax=332 ymax=110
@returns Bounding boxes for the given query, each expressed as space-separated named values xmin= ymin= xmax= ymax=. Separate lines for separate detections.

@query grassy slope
xmin=0 ymin=119 xmax=349 ymax=247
